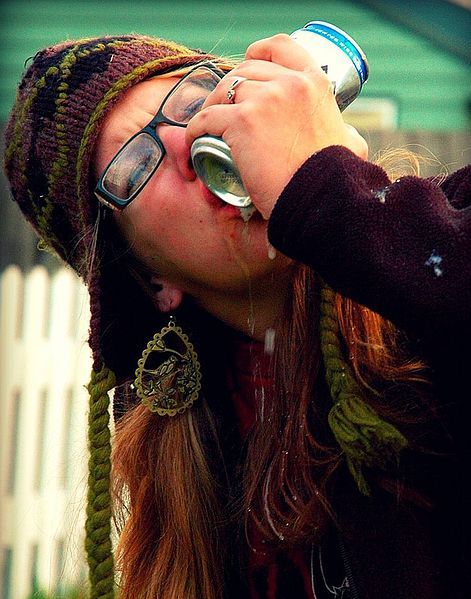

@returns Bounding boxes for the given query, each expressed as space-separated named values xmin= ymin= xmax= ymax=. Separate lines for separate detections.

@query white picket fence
xmin=0 ymin=266 xmax=93 ymax=599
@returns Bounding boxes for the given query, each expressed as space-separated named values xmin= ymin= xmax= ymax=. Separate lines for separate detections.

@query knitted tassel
xmin=86 ymin=365 xmax=116 ymax=599
xmin=319 ymin=285 xmax=407 ymax=494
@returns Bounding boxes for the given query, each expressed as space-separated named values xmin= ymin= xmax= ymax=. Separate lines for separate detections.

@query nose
xmin=158 ymin=125 xmax=196 ymax=181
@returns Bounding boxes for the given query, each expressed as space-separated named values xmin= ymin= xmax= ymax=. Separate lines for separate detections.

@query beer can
xmin=290 ymin=21 xmax=369 ymax=111
xmin=190 ymin=21 xmax=369 ymax=209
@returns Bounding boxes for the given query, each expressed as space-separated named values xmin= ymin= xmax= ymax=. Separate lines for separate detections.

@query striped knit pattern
xmin=3 ymin=34 xmax=216 ymax=599
xmin=4 ymin=35 xmax=212 ymax=276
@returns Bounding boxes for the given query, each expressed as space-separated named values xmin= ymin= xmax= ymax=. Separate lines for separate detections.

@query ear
xmin=149 ymin=276 xmax=184 ymax=313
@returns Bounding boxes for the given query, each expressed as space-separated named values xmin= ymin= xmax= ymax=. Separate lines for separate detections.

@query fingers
xmin=185 ymin=77 xmax=248 ymax=146
xmin=210 ymin=74 xmax=254 ymax=107
xmin=225 ymin=76 xmax=248 ymax=104
xmin=186 ymin=64 xmax=334 ymax=149
xmin=185 ymin=94 xmax=246 ymax=148
xmin=198 ymin=32 xmax=331 ymax=113
xmin=245 ymin=33 xmax=322 ymax=72
xmin=199 ymin=62 xmax=330 ymax=114
xmin=185 ymin=74 xmax=303 ymax=146
xmin=344 ymin=124 xmax=369 ymax=160
xmin=223 ymin=60 xmax=284 ymax=82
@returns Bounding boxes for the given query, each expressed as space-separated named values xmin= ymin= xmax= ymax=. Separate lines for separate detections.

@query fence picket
xmin=0 ymin=266 xmax=92 ymax=599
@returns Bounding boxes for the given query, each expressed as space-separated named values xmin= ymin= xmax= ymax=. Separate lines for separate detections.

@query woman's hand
xmin=186 ymin=34 xmax=368 ymax=219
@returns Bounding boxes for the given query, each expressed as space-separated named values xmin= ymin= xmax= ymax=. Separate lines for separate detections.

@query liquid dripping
xmin=264 ymin=327 xmax=276 ymax=355
xmin=257 ymin=384 xmax=266 ymax=422
xmin=239 ymin=205 xmax=256 ymax=222
xmin=267 ymin=242 xmax=277 ymax=260
xmin=220 ymin=216 xmax=256 ymax=337
xmin=242 ymin=219 xmax=256 ymax=335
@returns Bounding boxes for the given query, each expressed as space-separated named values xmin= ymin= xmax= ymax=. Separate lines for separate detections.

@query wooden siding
xmin=1 ymin=0 xmax=470 ymax=130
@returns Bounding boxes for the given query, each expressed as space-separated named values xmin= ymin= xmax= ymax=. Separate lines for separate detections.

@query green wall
xmin=1 ymin=0 xmax=470 ymax=130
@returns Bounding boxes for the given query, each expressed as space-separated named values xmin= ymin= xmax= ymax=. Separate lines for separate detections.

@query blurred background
xmin=1 ymin=1 xmax=470 ymax=598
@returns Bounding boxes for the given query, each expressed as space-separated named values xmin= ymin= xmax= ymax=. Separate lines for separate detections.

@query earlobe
xmin=150 ymin=277 xmax=184 ymax=312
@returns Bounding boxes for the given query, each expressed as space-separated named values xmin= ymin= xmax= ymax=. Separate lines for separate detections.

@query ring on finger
xmin=226 ymin=76 xmax=247 ymax=103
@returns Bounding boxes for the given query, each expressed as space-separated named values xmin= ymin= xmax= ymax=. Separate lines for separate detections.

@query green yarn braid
xmin=319 ymin=284 xmax=407 ymax=494
xmin=86 ymin=366 xmax=116 ymax=599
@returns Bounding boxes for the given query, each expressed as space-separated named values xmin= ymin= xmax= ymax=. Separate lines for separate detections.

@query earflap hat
xmin=4 ymin=34 xmax=216 ymax=598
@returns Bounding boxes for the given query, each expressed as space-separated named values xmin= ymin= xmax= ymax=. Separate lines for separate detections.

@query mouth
xmin=198 ymin=179 xmax=251 ymax=217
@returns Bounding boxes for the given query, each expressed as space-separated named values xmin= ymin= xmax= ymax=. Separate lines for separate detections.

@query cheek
xmin=137 ymin=199 xmax=184 ymax=253
xmin=122 ymin=204 xmax=192 ymax=274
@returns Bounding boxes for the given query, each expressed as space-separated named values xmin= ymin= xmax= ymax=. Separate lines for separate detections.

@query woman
xmin=4 ymin=33 xmax=470 ymax=599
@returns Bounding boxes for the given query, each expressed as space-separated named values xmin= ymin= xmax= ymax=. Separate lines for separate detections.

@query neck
xmin=194 ymin=268 xmax=293 ymax=342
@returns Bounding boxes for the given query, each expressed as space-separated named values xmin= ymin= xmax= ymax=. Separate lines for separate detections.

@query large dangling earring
xmin=134 ymin=317 xmax=202 ymax=416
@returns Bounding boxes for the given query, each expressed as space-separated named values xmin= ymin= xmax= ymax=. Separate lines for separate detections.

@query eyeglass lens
xmin=162 ymin=66 xmax=222 ymax=124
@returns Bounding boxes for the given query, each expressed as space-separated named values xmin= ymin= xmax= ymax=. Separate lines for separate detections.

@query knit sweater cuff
xmin=268 ymin=145 xmax=388 ymax=253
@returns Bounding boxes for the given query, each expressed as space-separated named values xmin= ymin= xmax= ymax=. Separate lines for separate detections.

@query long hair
xmin=112 ymin=401 xmax=230 ymax=599
xmin=110 ymin=144 xmax=432 ymax=597
xmin=244 ymin=267 xmax=430 ymax=551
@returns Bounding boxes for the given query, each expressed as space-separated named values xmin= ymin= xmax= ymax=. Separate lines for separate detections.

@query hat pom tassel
xmin=320 ymin=284 xmax=407 ymax=495
xmin=328 ymin=392 xmax=407 ymax=495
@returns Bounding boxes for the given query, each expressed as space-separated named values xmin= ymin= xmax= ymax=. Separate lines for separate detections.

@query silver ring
xmin=226 ymin=76 xmax=247 ymax=103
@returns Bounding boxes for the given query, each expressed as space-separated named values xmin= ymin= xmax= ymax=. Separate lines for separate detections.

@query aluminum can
xmin=190 ymin=21 xmax=369 ymax=209
xmin=290 ymin=21 xmax=369 ymax=111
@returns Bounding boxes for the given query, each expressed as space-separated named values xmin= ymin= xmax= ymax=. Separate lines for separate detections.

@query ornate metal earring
xmin=134 ymin=317 xmax=202 ymax=416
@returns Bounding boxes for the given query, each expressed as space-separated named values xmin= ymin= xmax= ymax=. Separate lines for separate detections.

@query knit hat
xmin=4 ymin=34 xmax=218 ymax=599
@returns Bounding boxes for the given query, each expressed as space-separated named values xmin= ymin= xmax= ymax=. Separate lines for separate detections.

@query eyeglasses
xmin=94 ymin=62 xmax=225 ymax=210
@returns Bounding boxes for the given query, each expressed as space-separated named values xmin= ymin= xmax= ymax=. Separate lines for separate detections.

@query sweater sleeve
xmin=268 ymin=145 xmax=471 ymax=336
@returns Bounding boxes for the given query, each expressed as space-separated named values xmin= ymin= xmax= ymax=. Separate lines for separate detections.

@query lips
xmin=197 ymin=180 xmax=243 ymax=216
xmin=198 ymin=180 xmax=223 ymax=207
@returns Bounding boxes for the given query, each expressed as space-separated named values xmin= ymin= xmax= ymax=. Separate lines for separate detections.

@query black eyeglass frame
xmin=94 ymin=61 xmax=225 ymax=210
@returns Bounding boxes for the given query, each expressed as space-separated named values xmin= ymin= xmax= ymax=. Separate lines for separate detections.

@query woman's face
xmin=93 ymin=74 xmax=292 ymax=301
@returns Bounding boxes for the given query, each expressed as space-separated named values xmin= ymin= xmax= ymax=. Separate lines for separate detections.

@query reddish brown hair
xmin=111 ymin=263 xmax=429 ymax=598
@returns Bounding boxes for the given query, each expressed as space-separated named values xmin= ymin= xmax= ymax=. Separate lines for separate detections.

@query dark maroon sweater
xmin=265 ymin=146 xmax=471 ymax=599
